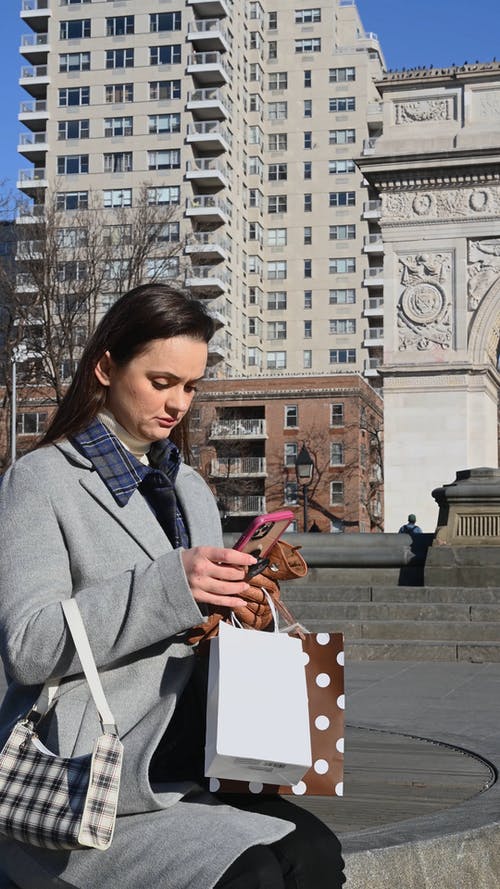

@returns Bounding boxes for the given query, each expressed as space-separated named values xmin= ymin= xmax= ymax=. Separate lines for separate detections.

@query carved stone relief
xmin=383 ymin=184 xmax=500 ymax=223
xmin=467 ymin=238 xmax=500 ymax=310
xmin=398 ymin=253 xmax=452 ymax=351
xmin=476 ymin=90 xmax=500 ymax=121
xmin=394 ymin=98 xmax=453 ymax=125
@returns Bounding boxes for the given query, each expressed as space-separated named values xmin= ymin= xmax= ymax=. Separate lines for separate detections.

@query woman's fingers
xmin=181 ymin=546 xmax=257 ymax=608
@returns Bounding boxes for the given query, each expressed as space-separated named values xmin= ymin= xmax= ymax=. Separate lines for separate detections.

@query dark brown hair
xmin=37 ymin=283 xmax=216 ymax=457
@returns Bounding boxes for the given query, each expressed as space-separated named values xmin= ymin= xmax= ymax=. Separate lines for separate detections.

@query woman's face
xmin=94 ymin=335 xmax=208 ymax=443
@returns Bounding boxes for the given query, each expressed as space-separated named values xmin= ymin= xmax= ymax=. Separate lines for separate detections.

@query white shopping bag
xmin=205 ymin=620 xmax=312 ymax=785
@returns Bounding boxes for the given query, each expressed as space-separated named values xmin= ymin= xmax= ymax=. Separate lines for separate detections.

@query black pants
xmin=213 ymin=795 xmax=345 ymax=889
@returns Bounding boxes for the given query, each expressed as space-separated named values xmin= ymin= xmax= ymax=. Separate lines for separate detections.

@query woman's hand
xmin=181 ymin=547 xmax=257 ymax=609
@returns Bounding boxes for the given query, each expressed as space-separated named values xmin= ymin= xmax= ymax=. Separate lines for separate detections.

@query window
xmin=59 ymin=51 xmax=90 ymax=72
xmin=103 ymin=188 xmax=132 ymax=208
xmin=148 ymin=149 xmax=181 ymax=170
xmin=147 ymin=186 xmax=180 ymax=205
xmin=330 ymin=224 xmax=356 ymax=240
xmin=329 ymin=66 xmax=355 ymax=82
xmin=267 ymin=320 xmax=287 ymax=340
xmin=248 ymin=286 xmax=263 ymax=306
xmin=330 ymin=403 xmax=344 ymax=426
xmin=284 ymin=481 xmax=298 ymax=505
xmin=284 ymin=442 xmax=298 ymax=466
xmin=248 ymin=317 xmax=262 ymax=337
xmin=329 ymin=257 xmax=356 ymax=274
xmin=106 ymin=48 xmax=134 ymax=68
xmin=268 ymin=11 xmax=278 ymax=29
xmin=249 ymin=94 xmax=262 ymax=113
xmin=249 ymin=1 xmax=264 ymax=20
xmin=304 ymin=259 xmax=312 ymax=278
xmin=104 ymin=151 xmax=133 ymax=173
xmin=266 ymin=351 xmax=286 ymax=369
xmin=295 ymin=38 xmax=321 ymax=53
xmin=304 ymin=69 xmax=312 ymax=87
xmin=285 ymin=405 xmax=298 ymax=427
xmin=329 ymin=159 xmax=356 ymax=175
xmin=248 ymin=125 xmax=263 ymax=145
xmin=57 ymin=154 xmax=88 ymax=175
xmin=102 ymin=224 xmax=132 ymax=247
xmin=248 ymin=156 xmax=263 ymax=177
xmin=329 ymin=319 xmax=356 ymax=334
xmin=304 ymin=226 xmax=312 ymax=245
xmin=249 ymin=31 xmax=262 ymax=50
xmin=304 ymin=290 xmax=312 ymax=308
xmin=248 ymin=188 xmax=262 ymax=209
xmin=106 ymin=16 xmax=134 ymax=36
xmin=17 ymin=412 xmax=47 ymax=436
xmin=59 ymin=86 xmax=89 ymax=106
xmin=268 ymin=133 xmax=287 ymax=151
xmin=148 ymin=113 xmax=181 ymax=134
xmin=329 ymin=289 xmax=356 ymax=305
xmin=61 ymin=0 xmax=91 ymax=4
xmin=248 ymin=221 xmax=263 ymax=242
xmin=249 ymin=62 xmax=263 ymax=83
xmin=304 ymin=132 xmax=312 ymax=150
xmin=248 ymin=255 xmax=263 ymax=276
xmin=56 ymin=227 xmax=88 ymax=248
xmin=150 ymin=45 xmax=182 ymax=65
xmin=303 ymin=161 xmax=312 ymax=179
xmin=268 ymin=228 xmax=287 ymax=247
xmin=329 ymin=97 xmax=356 ymax=112
xmin=60 ymin=19 xmax=91 ymax=39
xmin=329 ymin=191 xmax=356 ymax=207
xmin=268 ymin=40 xmax=277 ymax=60
xmin=104 ymin=116 xmax=133 ymax=137
xmin=268 ymin=163 xmax=287 ymax=181
xmin=330 ymin=442 xmax=344 ymax=466
xmin=150 ymin=12 xmax=182 ymax=31
xmin=103 ymin=259 xmax=130 ymax=281
xmin=105 ymin=83 xmax=134 ymax=103
xmin=267 ymin=291 xmax=287 ymax=310
xmin=304 ymin=193 xmax=312 ymax=212
xmin=268 ymin=102 xmax=287 ymax=120
xmin=145 ymin=257 xmax=179 ymax=280
xmin=303 ymin=350 xmax=312 ymax=369
xmin=329 ymin=129 xmax=355 ymax=144
xmin=149 ymin=79 xmax=181 ymax=100
xmin=57 ymin=260 xmax=87 ymax=282
xmin=267 ymin=261 xmax=287 ymax=280
xmin=268 ymin=195 xmax=287 ymax=213
xmin=295 ymin=8 xmax=321 ymax=23
xmin=268 ymin=72 xmax=287 ymax=90
xmin=58 ymin=119 xmax=89 ymax=140
xmin=56 ymin=191 xmax=88 ymax=211
xmin=330 ymin=481 xmax=344 ymax=505
xmin=329 ymin=349 xmax=356 ymax=364
xmin=247 ymin=347 xmax=263 ymax=368
xmin=304 ymin=99 xmax=312 ymax=117
xmin=304 ymin=320 xmax=312 ymax=338
xmin=153 ymin=222 xmax=180 ymax=243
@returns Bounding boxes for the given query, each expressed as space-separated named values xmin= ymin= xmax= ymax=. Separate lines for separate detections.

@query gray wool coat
xmin=0 ymin=442 xmax=293 ymax=889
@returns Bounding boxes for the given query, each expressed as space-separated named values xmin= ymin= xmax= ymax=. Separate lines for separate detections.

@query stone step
xmin=282 ymin=601 xmax=500 ymax=622
xmin=302 ymin=619 xmax=500 ymax=642
xmin=344 ymin=639 xmax=500 ymax=663
xmin=281 ymin=584 xmax=500 ymax=604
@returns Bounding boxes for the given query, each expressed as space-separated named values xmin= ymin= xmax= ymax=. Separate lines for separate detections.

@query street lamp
xmin=295 ymin=443 xmax=314 ymax=532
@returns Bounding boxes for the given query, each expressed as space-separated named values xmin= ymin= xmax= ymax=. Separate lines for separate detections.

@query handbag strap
xmin=33 ymin=600 xmax=118 ymax=735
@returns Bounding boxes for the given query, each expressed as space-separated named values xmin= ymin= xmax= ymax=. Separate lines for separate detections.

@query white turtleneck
xmin=98 ymin=408 xmax=151 ymax=464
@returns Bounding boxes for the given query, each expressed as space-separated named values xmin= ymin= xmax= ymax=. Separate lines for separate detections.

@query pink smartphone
xmin=232 ymin=509 xmax=294 ymax=558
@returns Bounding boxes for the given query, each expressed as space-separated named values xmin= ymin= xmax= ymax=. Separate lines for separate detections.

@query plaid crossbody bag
xmin=0 ymin=599 xmax=123 ymax=851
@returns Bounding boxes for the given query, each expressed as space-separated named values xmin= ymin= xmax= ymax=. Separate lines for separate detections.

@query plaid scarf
xmin=71 ymin=418 xmax=189 ymax=549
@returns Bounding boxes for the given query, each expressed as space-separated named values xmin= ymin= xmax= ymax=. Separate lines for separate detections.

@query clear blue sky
xmin=1 ymin=0 xmax=499 ymax=196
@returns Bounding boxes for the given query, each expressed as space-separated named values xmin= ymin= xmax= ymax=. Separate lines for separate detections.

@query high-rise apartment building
xmin=18 ymin=0 xmax=385 ymax=383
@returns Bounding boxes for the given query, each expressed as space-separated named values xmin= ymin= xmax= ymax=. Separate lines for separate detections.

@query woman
xmin=0 ymin=284 xmax=345 ymax=888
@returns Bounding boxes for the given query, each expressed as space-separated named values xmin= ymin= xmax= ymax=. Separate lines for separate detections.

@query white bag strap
xmin=35 ymin=600 xmax=118 ymax=735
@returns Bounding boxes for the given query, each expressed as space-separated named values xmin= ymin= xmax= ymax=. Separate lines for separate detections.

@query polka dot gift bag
xmin=210 ymin=630 xmax=345 ymax=799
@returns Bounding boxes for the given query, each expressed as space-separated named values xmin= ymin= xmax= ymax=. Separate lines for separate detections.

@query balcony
xmin=16 ymin=203 xmax=45 ymax=224
xmin=17 ymin=167 xmax=48 ymax=194
xmin=207 ymin=333 xmax=228 ymax=364
xmin=187 ymin=0 xmax=231 ymax=18
xmin=362 ymin=266 xmax=384 ymax=287
xmin=210 ymin=457 xmax=267 ymax=478
xmin=20 ymin=32 xmax=49 ymax=63
xmin=187 ymin=19 xmax=231 ymax=53
xmin=363 ymin=327 xmax=384 ymax=347
xmin=16 ymin=238 xmax=43 ymax=260
xmin=185 ymin=232 xmax=230 ymax=261
xmin=186 ymin=156 xmax=229 ymax=188
xmin=186 ymin=87 xmax=231 ymax=120
xmin=185 ymin=264 xmax=230 ymax=294
xmin=18 ymin=131 xmax=48 ymax=162
xmin=223 ymin=495 xmax=267 ymax=516
xmin=210 ymin=418 xmax=267 ymax=439
xmin=362 ymin=199 xmax=382 ymax=220
xmin=363 ymin=296 xmax=384 ymax=317
xmin=186 ymin=120 xmax=231 ymax=152
xmin=363 ymin=233 xmax=383 ymax=254
xmin=186 ymin=52 xmax=231 ymax=85
xmin=18 ymin=99 xmax=48 ymax=131
xmin=185 ymin=195 xmax=230 ymax=224
xmin=364 ymin=358 xmax=382 ymax=377
xmin=20 ymin=0 xmax=50 ymax=31
xmin=19 ymin=64 xmax=49 ymax=98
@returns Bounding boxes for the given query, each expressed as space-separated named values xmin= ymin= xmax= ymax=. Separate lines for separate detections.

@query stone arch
xmin=468 ymin=279 xmax=500 ymax=369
